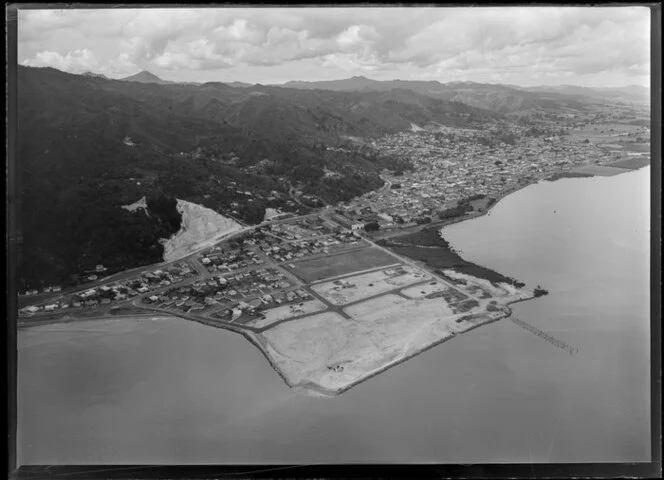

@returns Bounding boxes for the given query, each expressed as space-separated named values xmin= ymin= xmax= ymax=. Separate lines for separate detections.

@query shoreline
xmin=297 ymin=312 xmax=509 ymax=397
xmin=389 ymin=159 xmax=652 ymax=288
xmin=18 ymin=160 xmax=646 ymax=394
xmin=427 ymin=158 xmax=650 ymax=234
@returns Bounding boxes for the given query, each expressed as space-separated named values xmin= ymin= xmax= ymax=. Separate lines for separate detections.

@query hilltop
xmin=120 ymin=70 xmax=172 ymax=84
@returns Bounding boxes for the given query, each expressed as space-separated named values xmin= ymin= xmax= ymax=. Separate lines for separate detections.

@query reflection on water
xmin=18 ymin=167 xmax=650 ymax=465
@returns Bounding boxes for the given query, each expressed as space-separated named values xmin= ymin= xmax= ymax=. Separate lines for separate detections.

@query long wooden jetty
xmin=510 ymin=317 xmax=578 ymax=355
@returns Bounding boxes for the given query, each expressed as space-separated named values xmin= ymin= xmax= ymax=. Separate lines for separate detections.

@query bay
xmin=17 ymin=167 xmax=651 ymax=464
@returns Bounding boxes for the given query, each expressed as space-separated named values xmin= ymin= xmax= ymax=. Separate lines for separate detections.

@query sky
xmin=17 ymin=6 xmax=651 ymax=87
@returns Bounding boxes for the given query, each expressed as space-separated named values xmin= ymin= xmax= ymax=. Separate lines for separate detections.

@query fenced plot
xmin=288 ymin=246 xmax=399 ymax=282
xmin=311 ymin=266 xmax=430 ymax=305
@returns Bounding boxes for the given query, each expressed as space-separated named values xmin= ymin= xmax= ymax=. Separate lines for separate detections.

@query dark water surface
xmin=18 ymin=167 xmax=650 ymax=464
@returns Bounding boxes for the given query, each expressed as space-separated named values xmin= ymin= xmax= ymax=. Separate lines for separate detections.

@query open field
xmin=545 ymin=171 xmax=595 ymax=181
xmin=287 ymin=246 xmax=400 ymax=283
xmin=567 ymin=123 xmax=647 ymax=141
xmin=344 ymin=293 xmax=456 ymax=322
xmin=469 ymin=197 xmax=492 ymax=212
xmin=598 ymin=141 xmax=649 ymax=153
xmin=400 ymin=281 xmax=450 ymax=299
xmin=620 ymin=142 xmax=650 ymax=153
xmin=311 ymin=265 xmax=429 ymax=305
xmin=245 ymin=299 xmax=327 ymax=329
xmin=607 ymin=156 xmax=651 ymax=170
xmin=569 ymin=165 xmax=628 ymax=176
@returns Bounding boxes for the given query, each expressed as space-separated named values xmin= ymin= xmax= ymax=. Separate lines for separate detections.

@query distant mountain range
xmin=79 ymin=70 xmax=648 ymax=109
xmin=79 ymin=70 xmax=649 ymax=108
xmin=279 ymin=75 xmax=650 ymax=111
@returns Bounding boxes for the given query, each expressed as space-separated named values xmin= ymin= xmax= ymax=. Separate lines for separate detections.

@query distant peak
xmin=121 ymin=70 xmax=168 ymax=84
xmin=133 ymin=70 xmax=160 ymax=78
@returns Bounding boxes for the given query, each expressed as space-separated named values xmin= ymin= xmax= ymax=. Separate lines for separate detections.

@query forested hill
xmin=281 ymin=76 xmax=597 ymax=114
xmin=15 ymin=66 xmax=500 ymax=290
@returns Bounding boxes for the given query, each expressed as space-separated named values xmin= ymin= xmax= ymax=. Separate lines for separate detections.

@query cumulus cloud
xmin=152 ymin=38 xmax=234 ymax=71
xmin=17 ymin=7 xmax=651 ymax=85
xmin=22 ymin=48 xmax=98 ymax=73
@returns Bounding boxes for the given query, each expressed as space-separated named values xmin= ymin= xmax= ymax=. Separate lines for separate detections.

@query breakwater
xmin=510 ymin=317 xmax=578 ymax=355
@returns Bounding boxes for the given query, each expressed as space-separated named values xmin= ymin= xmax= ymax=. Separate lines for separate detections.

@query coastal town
xmin=336 ymin=117 xmax=650 ymax=230
xmin=17 ymin=214 xmax=366 ymax=324
xmin=18 ymin=106 xmax=649 ymax=322
xmin=15 ymin=6 xmax=655 ymax=471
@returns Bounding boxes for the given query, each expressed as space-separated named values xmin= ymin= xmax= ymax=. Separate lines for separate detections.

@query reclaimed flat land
xmin=256 ymin=287 xmax=514 ymax=395
xmin=344 ymin=293 xmax=456 ymax=323
xmin=245 ymin=299 xmax=327 ymax=330
xmin=400 ymin=281 xmax=449 ymax=299
xmin=287 ymin=246 xmax=400 ymax=282
xmin=607 ymin=156 xmax=650 ymax=170
xmin=311 ymin=266 xmax=430 ymax=305
xmin=379 ymin=227 xmax=516 ymax=285
xmin=257 ymin=302 xmax=459 ymax=394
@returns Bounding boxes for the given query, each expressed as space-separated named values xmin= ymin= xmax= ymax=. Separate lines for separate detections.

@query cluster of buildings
xmin=143 ymin=268 xmax=294 ymax=317
xmin=199 ymin=245 xmax=264 ymax=273
xmin=214 ymin=288 xmax=313 ymax=323
xmin=267 ymin=217 xmax=335 ymax=240
xmin=261 ymin=232 xmax=360 ymax=263
xmin=337 ymin=124 xmax=613 ymax=228
xmin=22 ymin=265 xmax=109 ymax=296
xmin=19 ymin=262 xmax=195 ymax=316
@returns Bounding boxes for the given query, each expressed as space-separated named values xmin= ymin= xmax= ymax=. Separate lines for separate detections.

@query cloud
xmin=100 ymin=52 xmax=136 ymax=76
xmin=22 ymin=48 xmax=98 ymax=73
xmin=152 ymin=38 xmax=234 ymax=71
xmin=17 ymin=7 xmax=651 ymax=86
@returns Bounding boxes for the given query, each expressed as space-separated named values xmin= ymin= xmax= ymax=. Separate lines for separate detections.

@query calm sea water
xmin=17 ymin=167 xmax=651 ymax=465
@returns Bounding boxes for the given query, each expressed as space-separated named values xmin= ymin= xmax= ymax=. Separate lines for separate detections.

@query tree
xmin=364 ymin=221 xmax=380 ymax=231
xmin=237 ymin=201 xmax=266 ymax=224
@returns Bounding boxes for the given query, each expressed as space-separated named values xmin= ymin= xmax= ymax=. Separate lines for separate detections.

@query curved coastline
xmin=24 ymin=165 xmax=622 ymax=394
xmin=434 ymin=161 xmax=650 ymax=289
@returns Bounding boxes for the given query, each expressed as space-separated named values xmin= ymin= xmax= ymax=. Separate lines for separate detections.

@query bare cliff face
xmin=160 ymin=200 xmax=244 ymax=262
